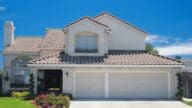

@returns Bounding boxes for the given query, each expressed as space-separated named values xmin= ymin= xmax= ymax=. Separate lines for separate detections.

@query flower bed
xmin=33 ymin=93 xmax=70 ymax=108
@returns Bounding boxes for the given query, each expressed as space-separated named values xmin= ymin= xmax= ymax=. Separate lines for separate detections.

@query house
xmin=3 ymin=12 xmax=184 ymax=99
xmin=182 ymin=59 xmax=192 ymax=98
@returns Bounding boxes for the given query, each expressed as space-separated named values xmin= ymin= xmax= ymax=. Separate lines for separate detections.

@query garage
xmin=109 ymin=73 xmax=168 ymax=99
xmin=75 ymin=72 xmax=105 ymax=99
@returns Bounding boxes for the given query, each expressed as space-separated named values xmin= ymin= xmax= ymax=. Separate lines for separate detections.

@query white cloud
xmin=0 ymin=6 xmax=6 ymax=11
xmin=146 ymin=34 xmax=170 ymax=44
xmin=156 ymin=42 xmax=192 ymax=56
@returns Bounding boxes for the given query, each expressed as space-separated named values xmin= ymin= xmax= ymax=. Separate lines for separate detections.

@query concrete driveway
xmin=70 ymin=100 xmax=191 ymax=108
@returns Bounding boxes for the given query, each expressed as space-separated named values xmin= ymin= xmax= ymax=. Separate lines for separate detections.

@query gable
xmin=94 ymin=12 xmax=147 ymax=36
xmin=94 ymin=13 xmax=146 ymax=50
xmin=65 ymin=17 xmax=108 ymax=30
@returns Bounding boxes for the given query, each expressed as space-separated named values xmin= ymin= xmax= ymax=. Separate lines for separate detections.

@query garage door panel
xmin=75 ymin=72 xmax=105 ymax=99
xmin=110 ymin=73 xmax=168 ymax=99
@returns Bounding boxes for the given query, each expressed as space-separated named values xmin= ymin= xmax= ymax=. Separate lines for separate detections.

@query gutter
xmin=28 ymin=64 xmax=184 ymax=68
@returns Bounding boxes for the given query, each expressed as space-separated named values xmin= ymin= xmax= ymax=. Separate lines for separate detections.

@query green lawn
xmin=0 ymin=97 xmax=35 ymax=108
xmin=183 ymin=101 xmax=192 ymax=106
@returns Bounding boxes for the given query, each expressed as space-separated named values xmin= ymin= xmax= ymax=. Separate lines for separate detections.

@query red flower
xmin=38 ymin=94 xmax=46 ymax=99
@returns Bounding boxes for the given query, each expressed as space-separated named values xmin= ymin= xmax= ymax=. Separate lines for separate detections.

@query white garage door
xmin=110 ymin=73 xmax=168 ymax=99
xmin=75 ymin=72 xmax=105 ymax=98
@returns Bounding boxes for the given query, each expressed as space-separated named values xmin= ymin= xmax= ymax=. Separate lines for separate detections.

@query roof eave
xmin=28 ymin=64 xmax=184 ymax=68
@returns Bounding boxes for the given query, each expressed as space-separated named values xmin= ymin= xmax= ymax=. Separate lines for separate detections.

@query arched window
xmin=12 ymin=57 xmax=31 ymax=84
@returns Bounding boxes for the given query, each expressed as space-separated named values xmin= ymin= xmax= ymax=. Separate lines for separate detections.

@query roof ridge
xmin=15 ymin=36 xmax=42 ymax=38
xmin=94 ymin=12 xmax=147 ymax=34
xmin=45 ymin=28 xmax=64 ymax=31
xmin=64 ymin=16 xmax=108 ymax=28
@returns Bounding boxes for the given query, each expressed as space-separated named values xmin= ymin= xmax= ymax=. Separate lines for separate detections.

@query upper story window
xmin=75 ymin=33 xmax=98 ymax=53
xmin=12 ymin=57 xmax=31 ymax=84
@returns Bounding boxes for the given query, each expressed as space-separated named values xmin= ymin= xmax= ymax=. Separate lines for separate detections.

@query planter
xmin=176 ymin=96 xmax=183 ymax=100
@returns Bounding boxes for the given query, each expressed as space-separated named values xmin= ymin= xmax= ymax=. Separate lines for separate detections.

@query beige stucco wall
xmin=3 ymin=53 xmax=40 ymax=93
xmin=95 ymin=15 xmax=146 ymax=50
xmin=60 ymin=66 xmax=181 ymax=99
xmin=65 ymin=19 xmax=108 ymax=56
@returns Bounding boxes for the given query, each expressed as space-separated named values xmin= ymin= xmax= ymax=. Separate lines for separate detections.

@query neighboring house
xmin=183 ymin=59 xmax=192 ymax=72
xmin=3 ymin=12 xmax=184 ymax=99
xmin=182 ymin=59 xmax=192 ymax=98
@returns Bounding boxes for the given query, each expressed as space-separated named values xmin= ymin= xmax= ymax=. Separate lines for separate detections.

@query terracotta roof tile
xmin=29 ymin=50 xmax=183 ymax=65
xmin=38 ymin=29 xmax=65 ymax=49
xmin=4 ymin=37 xmax=42 ymax=54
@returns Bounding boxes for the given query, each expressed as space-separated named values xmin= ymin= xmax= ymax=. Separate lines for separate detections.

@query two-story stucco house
xmin=3 ymin=12 xmax=184 ymax=99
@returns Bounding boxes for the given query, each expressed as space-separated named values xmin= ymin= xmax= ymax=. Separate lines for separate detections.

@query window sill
xmin=75 ymin=49 xmax=98 ymax=53
xmin=10 ymin=83 xmax=30 ymax=88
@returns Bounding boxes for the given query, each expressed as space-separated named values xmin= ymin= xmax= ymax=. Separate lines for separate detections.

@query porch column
xmin=168 ymin=72 xmax=171 ymax=99
xmin=30 ymin=68 xmax=38 ymax=94
xmin=105 ymin=72 xmax=109 ymax=99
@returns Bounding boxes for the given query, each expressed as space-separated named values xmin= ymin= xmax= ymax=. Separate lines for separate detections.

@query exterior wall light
xmin=66 ymin=71 xmax=69 ymax=77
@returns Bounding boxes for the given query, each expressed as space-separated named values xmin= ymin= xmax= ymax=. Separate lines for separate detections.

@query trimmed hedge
xmin=11 ymin=91 xmax=30 ymax=100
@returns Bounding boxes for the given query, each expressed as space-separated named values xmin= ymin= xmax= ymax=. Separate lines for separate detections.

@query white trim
xmin=62 ymin=69 xmax=65 ymax=93
xmin=65 ymin=18 xmax=108 ymax=30
xmin=105 ymin=72 xmax=109 ymax=98
xmin=28 ymin=64 xmax=184 ymax=68
xmin=73 ymin=71 xmax=76 ymax=98
xmin=94 ymin=14 xmax=147 ymax=35
xmin=168 ymin=72 xmax=171 ymax=99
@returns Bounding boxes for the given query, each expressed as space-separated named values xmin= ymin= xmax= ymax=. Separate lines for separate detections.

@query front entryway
xmin=38 ymin=70 xmax=62 ymax=93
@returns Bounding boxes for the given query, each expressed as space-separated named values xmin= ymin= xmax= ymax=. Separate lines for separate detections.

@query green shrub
xmin=11 ymin=91 xmax=29 ymax=99
xmin=176 ymin=72 xmax=183 ymax=99
xmin=29 ymin=73 xmax=35 ymax=95
xmin=62 ymin=93 xmax=73 ymax=100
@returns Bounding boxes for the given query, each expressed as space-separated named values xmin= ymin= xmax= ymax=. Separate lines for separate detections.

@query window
xmin=12 ymin=57 xmax=31 ymax=84
xmin=75 ymin=35 xmax=98 ymax=53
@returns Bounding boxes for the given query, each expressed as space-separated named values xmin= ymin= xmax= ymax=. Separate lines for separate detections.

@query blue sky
xmin=0 ymin=0 xmax=192 ymax=69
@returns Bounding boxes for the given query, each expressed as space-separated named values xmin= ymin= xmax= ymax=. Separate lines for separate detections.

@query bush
xmin=34 ymin=93 xmax=70 ymax=108
xmin=29 ymin=73 xmax=35 ymax=95
xmin=11 ymin=91 xmax=30 ymax=99
xmin=175 ymin=72 xmax=183 ymax=99
xmin=62 ymin=93 xmax=73 ymax=100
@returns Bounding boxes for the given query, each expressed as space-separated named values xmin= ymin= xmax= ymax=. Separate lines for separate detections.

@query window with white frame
xmin=75 ymin=34 xmax=98 ymax=53
xmin=12 ymin=57 xmax=31 ymax=84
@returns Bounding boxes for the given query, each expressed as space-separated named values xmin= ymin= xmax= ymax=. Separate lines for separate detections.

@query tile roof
xmin=29 ymin=50 xmax=183 ymax=65
xmin=94 ymin=12 xmax=147 ymax=35
xmin=4 ymin=37 xmax=42 ymax=54
xmin=38 ymin=29 xmax=65 ymax=49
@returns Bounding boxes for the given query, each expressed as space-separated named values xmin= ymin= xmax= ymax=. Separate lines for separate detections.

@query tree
xmin=145 ymin=43 xmax=158 ymax=54
xmin=29 ymin=73 xmax=35 ymax=95
xmin=175 ymin=73 xmax=183 ymax=100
